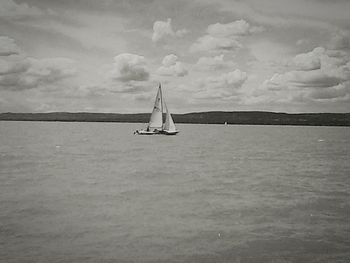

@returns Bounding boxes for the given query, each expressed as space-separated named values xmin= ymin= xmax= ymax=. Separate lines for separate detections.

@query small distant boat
xmin=224 ymin=122 xmax=227 ymax=125
xmin=134 ymin=84 xmax=179 ymax=135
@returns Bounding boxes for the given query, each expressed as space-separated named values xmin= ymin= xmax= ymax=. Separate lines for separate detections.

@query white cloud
xmin=296 ymin=39 xmax=310 ymax=46
xmin=0 ymin=36 xmax=21 ymax=56
xmin=307 ymin=84 xmax=349 ymax=100
xmin=190 ymin=35 xmax=242 ymax=53
xmin=195 ymin=69 xmax=248 ymax=99
xmin=0 ymin=0 xmax=42 ymax=18
xmin=0 ymin=55 xmax=29 ymax=75
xmin=262 ymin=44 xmax=350 ymax=101
xmin=190 ymin=19 xmax=262 ymax=53
xmin=110 ymin=53 xmax=149 ymax=82
xmin=162 ymin=54 xmax=178 ymax=67
xmin=293 ymin=48 xmax=322 ymax=71
xmin=152 ymin=18 xmax=188 ymax=43
xmin=207 ymin=19 xmax=264 ymax=37
xmin=0 ymin=56 xmax=76 ymax=91
xmin=156 ymin=54 xmax=188 ymax=77
xmin=0 ymin=36 xmax=76 ymax=91
xmin=175 ymin=28 xmax=189 ymax=38
xmin=328 ymin=31 xmax=350 ymax=50
xmin=195 ymin=54 xmax=236 ymax=70
xmin=267 ymin=70 xmax=341 ymax=89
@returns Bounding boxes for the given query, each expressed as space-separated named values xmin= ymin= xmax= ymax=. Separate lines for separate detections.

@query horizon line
xmin=1 ymin=111 xmax=350 ymax=115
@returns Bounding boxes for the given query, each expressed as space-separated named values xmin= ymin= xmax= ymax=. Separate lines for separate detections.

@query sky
xmin=0 ymin=0 xmax=350 ymax=113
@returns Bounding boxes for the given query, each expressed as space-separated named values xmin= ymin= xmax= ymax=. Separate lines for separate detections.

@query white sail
xmin=148 ymin=86 xmax=163 ymax=128
xmin=163 ymin=102 xmax=177 ymax=132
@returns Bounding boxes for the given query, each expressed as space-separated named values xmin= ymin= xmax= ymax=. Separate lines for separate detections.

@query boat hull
xmin=134 ymin=129 xmax=179 ymax=135
xmin=134 ymin=130 xmax=159 ymax=135
xmin=161 ymin=130 xmax=179 ymax=135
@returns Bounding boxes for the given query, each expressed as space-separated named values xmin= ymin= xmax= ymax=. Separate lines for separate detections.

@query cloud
xmin=263 ymin=44 xmax=350 ymax=101
xmin=0 ymin=36 xmax=76 ymax=91
xmin=156 ymin=54 xmax=188 ymax=77
xmin=0 ymin=55 xmax=30 ymax=75
xmin=207 ymin=19 xmax=264 ymax=37
xmin=110 ymin=53 xmax=149 ymax=82
xmin=267 ymin=70 xmax=341 ymax=89
xmin=190 ymin=35 xmax=242 ymax=53
xmin=175 ymin=28 xmax=189 ymax=38
xmin=328 ymin=31 xmax=350 ymax=50
xmin=307 ymin=84 xmax=349 ymax=100
xmin=215 ymin=0 xmax=347 ymax=32
xmin=195 ymin=54 xmax=236 ymax=70
xmin=0 ymin=36 xmax=21 ymax=56
xmin=0 ymin=56 xmax=76 ymax=91
xmin=0 ymin=0 xmax=43 ymax=19
xmin=293 ymin=47 xmax=322 ymax=70
xmin=152 ymin=18 xmax=188 ymax=43
xmin=195 ymin=69 xmax=248 ymax=99
xmin=190 ymin=19 xmax=262 ymax=53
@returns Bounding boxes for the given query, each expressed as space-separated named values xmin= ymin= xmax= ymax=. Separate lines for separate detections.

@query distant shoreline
xmin=0 ymin=111 xmax=349 ymax=127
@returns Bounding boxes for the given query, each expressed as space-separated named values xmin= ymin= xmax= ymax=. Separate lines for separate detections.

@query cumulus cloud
xmin=156 ymin=54 xmax=187 ymax=77
xmin=175 ymin=28 xmax=189 ymax=38
xmin=152 ymin=18 xmax=188 ymax=43
xmin=0 ymin=56 xmax=76 ymax=91
xmin=296 ymin=39 xmax=310 ymax=46
xmin=263 ymin=44 xmax=350 ymax=101
xmin=0 ymin=36 xmax=76 ymax=91
xmin=328 ymin=31 xmax=350 ymax=50
xmin=190 ymin=35 xmax=242 ymax=53
xmin=308 ymin=84 xmax=349 ymax=100
xmin=293 ymin=47 xmax=323 ymax=71
xmin=207 ymin=20 xmax=264 ymax=37
xmin=0 ymin=55 xmax=30 ymax=75
xmin=267 ymin=70 xmax=341 ymax=89
xmin=195 ymin=69 xmax=248 ymax=99
xmin=190 ymin=19 xmax=262 ymax=53
xmin=0 ymin=36 xmax=21 ymax=56
xmin=110 ymin=53 xmax=149 ymax=82
xmin=0 ymin=0 xmax=42 ymax=18
xmin=195 ymin=55 xmax=236 ymax=70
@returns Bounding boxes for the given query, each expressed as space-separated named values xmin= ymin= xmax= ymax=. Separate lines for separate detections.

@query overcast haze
xmin=1 ymin=0 xmax=350 ymax=113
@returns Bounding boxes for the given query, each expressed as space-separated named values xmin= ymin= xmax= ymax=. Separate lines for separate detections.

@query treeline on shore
xmin=0 ymin=111 xmax=349 ymax=126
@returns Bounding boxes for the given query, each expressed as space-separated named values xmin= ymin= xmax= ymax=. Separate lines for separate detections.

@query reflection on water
xmin=1 ymin=122 xmax=349 ymax=263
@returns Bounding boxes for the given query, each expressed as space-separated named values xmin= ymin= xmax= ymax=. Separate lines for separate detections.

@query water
xmin=0 ymin=121 xmax=349 ymax=263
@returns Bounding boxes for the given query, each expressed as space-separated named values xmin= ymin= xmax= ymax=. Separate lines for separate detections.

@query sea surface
xmin=0 ymin=121 xmax=349 ymax=263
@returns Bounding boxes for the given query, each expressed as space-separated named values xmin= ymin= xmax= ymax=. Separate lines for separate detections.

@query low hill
xmin=0 ymin=111 xmax=349 ymax=126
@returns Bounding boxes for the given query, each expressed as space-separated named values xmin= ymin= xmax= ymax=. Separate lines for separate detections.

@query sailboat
xmin=134 ymin=84 xmax=179 ymax=135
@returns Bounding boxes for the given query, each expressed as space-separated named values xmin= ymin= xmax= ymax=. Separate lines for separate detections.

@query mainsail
xmin=163 ymin=102 xmax=177 ymax=132
xmin=148 ymin=86 xmax=163 ymax=128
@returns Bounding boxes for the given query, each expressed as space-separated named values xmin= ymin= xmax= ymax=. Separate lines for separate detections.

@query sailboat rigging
xmin=134 ymin=84 xmax=179 ymax=135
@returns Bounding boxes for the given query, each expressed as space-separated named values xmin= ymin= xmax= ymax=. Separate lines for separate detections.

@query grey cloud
xmin=156 ymin=54 xmax=188 ymax=77
xmin=293 ymin=49 xmax=322 ymax=71
xmin=262 ymin=40 xmax=350 ymax=103
xmin=308 ymin=84 xmax=349 ymax=100
xmin=152 ymin=18 xmax=188 ymax=43
xmin=195 ymin=54 xmax=236 ymax=70
xmin=111 ymin=53 xmax=149 ymax=82
xmin=0 ymin=36 xmax=21 ymax=56
xmin=207 ymin=20 xmax=264 ymax=37
xmin=328 ymin=31 xmax=350 ymax=50
xmin=190 ymin=19 xmax=261 ymax=53
xmin=194 ymin=69 xmax=248 ymax=100
xmin=0 ymin=0 xmax=43 ymax=19
xmin=0 ymin=37 xmax=76 ymax=91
